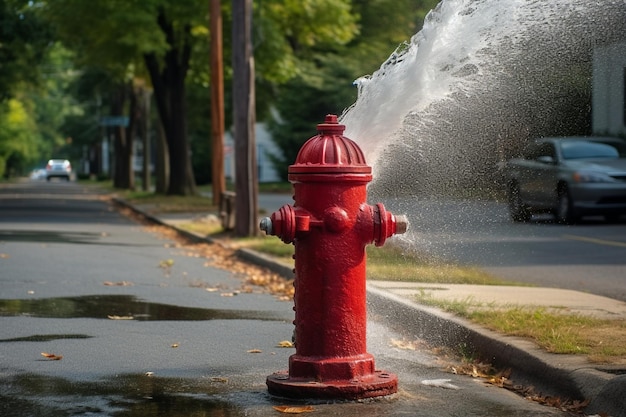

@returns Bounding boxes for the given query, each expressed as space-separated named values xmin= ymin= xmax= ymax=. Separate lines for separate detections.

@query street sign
xmin=100 ymin=116 xmax=129 ymax=127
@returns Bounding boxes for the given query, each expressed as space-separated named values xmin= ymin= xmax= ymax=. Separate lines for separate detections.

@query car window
xmin=560 ymin=142 xmax=619 ymax=160
xmin=522 ymin=142 xmax=554 ymax=160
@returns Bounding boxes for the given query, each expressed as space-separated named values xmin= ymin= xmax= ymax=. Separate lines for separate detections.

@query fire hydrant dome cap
xmin=289 ymin=115 xmax=372 ymax=175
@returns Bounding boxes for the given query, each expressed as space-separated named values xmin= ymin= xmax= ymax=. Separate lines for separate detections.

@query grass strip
xmin=415 ymin=293 xmax=626 ymax=362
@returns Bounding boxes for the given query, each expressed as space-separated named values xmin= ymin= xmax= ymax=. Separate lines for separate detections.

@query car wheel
xmin=555 ymin=185 xmax=577 ymax=224
xmin=508 ymin=183 xmax=531 ymax=222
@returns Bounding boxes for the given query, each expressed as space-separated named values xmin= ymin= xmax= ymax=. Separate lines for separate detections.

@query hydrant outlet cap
xmin=395 ymin=215 xmax=409 ymax=235
xmin=259 ymin=217 xmax=272 ymax=235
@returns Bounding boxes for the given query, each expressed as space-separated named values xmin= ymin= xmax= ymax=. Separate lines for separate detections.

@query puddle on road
xmin=0 ymin=373 xmax=252 ymax=417
xmin=0 ymin=372 xmax=403 ymax=417
xmin=0 ymin=295 xmax=289 ymax=322
xmin=0 ymin=230 xmax=102 ymax=244
xmin=0 ymin=334 xmax=92 ymax=343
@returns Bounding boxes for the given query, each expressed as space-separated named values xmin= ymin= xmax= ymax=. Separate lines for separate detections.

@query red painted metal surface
xmin=262 ymin=114 xmax=408 ymax=399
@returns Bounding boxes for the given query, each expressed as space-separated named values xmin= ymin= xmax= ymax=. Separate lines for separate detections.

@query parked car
xmin=45 ymin=159 xmax=72 ymax=181
xmin=505 ymin=136 xmax=626 ymax=223
xmin=30 ymin=168 xmax=47 ymax=180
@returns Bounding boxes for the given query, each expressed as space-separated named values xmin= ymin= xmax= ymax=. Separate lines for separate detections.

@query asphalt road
xmin=0 ymin=180 xmax=576 ymax=416
xmin=375 ymin=196 xmax=626 ymax=302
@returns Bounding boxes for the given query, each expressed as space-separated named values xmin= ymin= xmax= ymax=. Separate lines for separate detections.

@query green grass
xmin=415 ymin=293 xmax=626 ymax=361
xmin=365 ymin=245 xmax=509 ymax=285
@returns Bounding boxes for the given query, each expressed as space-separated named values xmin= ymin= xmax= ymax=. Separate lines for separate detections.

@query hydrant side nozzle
xmin=394 ymin=214 xmax=409 ymax=235
xmin=259 ymin=217 xmax=273 ymax=235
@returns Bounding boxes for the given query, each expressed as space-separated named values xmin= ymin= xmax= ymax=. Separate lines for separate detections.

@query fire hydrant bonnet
xmin=288 ymin=114 xmax=372 ymax=178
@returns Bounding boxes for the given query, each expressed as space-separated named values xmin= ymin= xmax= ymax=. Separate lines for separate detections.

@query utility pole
xmin=210 ymin=0 xmax=225 ymax=207
xmin=232 ymin=0 xmax=258 ymax=236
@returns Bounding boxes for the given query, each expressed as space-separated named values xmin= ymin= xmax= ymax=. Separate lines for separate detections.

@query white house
xmin=592 ymin=41 xmax=626 ymax=136
xmin=224 ymin=122 xmax=283 ymax=183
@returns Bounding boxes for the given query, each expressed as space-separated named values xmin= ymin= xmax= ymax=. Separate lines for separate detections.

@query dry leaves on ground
xmin=103 ymin=281 xmax=133 ymax=286
xmin=272 ymin=405 xmax=315 ymax=414
xmin=41 ymin=352 xmax=63 ymax=360
xmin=143 ymin=224 xmax=294 ymax=300
xmin=108 ymin=315 xmax=134 ymax=320
xmin=446 ymin=361 xmax=591 ymax=413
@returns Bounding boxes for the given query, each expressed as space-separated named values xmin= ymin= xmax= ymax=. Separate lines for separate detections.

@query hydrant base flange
xmin=266 ymin=370 xmax=398 ymax=400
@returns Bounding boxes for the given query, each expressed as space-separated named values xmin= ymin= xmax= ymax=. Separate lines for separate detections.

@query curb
xmin=112 ymin=197 xmax=624 ymax=416
xmin=365 ymin=286 xmax=619 ymax=415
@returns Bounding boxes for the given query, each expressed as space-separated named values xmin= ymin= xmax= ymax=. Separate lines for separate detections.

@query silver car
xmin=505 ymin=137 xmax=626 ymax=223
xmin=45 ymin=159 xmax=72 ymax=181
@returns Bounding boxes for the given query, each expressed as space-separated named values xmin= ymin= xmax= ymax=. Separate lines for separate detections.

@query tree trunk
xmin=155 ymin=119 xmax=169 ymax=193
xmin=111 ymin=84 xmax=134 ymax=190
xmin=143 ymin=8 xmax=196 ymax=196
xmin=232 ymin=0 xmax=258 ymax=236
xmin=139 ymin=86 xmax=152 ymax=192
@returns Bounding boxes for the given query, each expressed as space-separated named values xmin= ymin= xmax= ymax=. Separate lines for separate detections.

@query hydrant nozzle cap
xmin=259 ymin=217 xmax=273 ymax=235
xmin=395 ymin=215 xmax=409 ymax=235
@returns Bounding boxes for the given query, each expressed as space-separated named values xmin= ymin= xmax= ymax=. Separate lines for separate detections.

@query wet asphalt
xmin=0 ymin=180 xmax=590 ymax=416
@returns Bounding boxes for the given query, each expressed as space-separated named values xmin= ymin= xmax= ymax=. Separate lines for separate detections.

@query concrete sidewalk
xmin=115 ymin=198 xmax=626 ymax=417
xmin=369 ymin=281 xmax=626 ymax=320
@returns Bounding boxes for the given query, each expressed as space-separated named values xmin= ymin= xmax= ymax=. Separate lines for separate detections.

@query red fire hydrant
xmin=260 ymin=115 xmax=408 ymax=399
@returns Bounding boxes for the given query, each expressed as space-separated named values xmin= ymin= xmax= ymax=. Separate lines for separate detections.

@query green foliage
xmin=0 ymin=99 xmax=41 ymax=177
xmin=267 ymin=0 xmax=440 ymax=178
xmin=254 ymin=0 xmax=358 ymax=84
xmin=0 ymin=0 xmax=53 ymax=101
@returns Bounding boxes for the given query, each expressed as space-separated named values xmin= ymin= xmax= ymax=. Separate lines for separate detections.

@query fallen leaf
xmin=221 ymin=292 xmax=235 ymax=297
xmin=0 ymin=253 xmax=9 ymax=259
xmin=210 ymin=377 xmax=228 ymax=383
xmin=41 ymin=352 xmax=63 ymax=361
xmin=420 ymin=379 xmax=460 ymax=390
xmin=277 ymin=340 xmax=294 ymax=348
xmin=389 ymin=338 xmax=424 ymax=350
xmin=272 ymin=405 xmax=315 ymax=414
xmin=159 ymin=259 xmax=174 ymax=268
xmin=247 ymin=349 xmax=262 ymax=353
xmin=107 ymin=315 xmax=134 ymax=320
xmin=103 ymin=281 xmax=133 ymax=286
xmin=171 ymin=343 xmax=179 ymax=348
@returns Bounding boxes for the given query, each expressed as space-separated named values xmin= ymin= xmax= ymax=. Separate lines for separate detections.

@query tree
xmin=0 ymin=0 xmax=56 ymax=177
xmin=0 ymin=99 xmax=41 ymax=177
xmin=42 ymin=0 xmax=209 ymax=194
xmin=267 ymin=0 xmax=439 ymax=178
xmin=0 ymin=0 xmax=52 ymax=101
